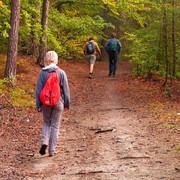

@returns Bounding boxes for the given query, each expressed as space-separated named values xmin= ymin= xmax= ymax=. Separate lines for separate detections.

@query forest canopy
xmin=0 ymin=0 xmax=180 ymax=79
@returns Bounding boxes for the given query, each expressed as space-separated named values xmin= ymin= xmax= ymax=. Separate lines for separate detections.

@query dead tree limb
xmin=95 ymin=128 xmax=114 ymax=134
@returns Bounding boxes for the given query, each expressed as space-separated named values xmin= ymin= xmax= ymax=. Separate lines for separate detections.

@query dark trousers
xmin=108 ymin=52 xmax=118 ymax=75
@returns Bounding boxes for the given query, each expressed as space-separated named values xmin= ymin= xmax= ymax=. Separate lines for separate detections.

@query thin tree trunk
xmin=4 ymin=0 xmax=20 ymax=84
xmin=162 ymin=1 xmax=169 ymax=86
xmin=37 ymin=0 xmax=50 ymax=66
xmin=172 ymin=0 xmax=176 ymax=77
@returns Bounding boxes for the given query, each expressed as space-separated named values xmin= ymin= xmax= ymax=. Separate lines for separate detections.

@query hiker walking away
xmin=36 ymin=51 xmax=70 ymax=157
xmin=105 ymin=32 xmax=122 ymax=76
xmin=84 ymin=37 xmax=101 ymax=79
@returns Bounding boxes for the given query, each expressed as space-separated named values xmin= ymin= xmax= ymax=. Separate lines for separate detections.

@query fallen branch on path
xmin=99 ymin=107 xmax=131 ymax=112
xmin=120 ymin=156 xmax=150 ymax=159
xmin=75 ymin=169 xmax=120 ymax=175
xmin=89 ymin=127 xmax=115 ymax=134
xmin=89 ymin=128 xmax=101 ymax=131
xmin=76 ymin=170 xmax=103 ymax=175
xmin=95 ymin=128 xmax=115 ymax=134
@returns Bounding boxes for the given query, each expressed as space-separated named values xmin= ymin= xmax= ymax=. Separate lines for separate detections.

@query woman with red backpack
xmin=36 ymin=51 xmax=70 ymax=157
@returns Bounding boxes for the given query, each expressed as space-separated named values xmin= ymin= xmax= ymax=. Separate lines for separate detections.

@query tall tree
xmin=37 ymin=0 xmax=50 ymax=66
xmin=172 ymin=0 xmax=176 ymax=77
xmin=162 ymin=0 xmax=169 ymax=86
xmin=4 ymin=0 xmax=20 ymax=83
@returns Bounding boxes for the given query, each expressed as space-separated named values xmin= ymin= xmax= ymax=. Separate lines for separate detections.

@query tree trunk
xmin=4 ymin=0 xmax=20 ymax=83
xmin=172 ymin=0 xmax=176 ymax=77
xmin=162 ymin=1 xmax=169 ymax=86
xmin=37 ymin=0 xmax=50 ymax=66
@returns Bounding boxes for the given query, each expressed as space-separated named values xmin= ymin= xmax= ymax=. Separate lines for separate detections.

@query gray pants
xmin=42 ymin=101 xmax=64 ymax=155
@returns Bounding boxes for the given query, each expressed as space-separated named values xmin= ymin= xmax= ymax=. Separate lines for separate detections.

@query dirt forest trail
xmin=28 ymin=61 xmax=179 ymax=180
xmin=0 ymin=60 xmax=179 ymax=180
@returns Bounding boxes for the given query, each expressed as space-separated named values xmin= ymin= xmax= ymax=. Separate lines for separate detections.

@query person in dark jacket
xmin=105 ymin=32 xmax=122 ymax=76
xmin=36 ymin=51 xmax=70 ymax=157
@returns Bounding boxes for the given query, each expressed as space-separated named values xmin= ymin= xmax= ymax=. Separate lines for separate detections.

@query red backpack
xmin=40 ymin=70 xmax=60 ymax=106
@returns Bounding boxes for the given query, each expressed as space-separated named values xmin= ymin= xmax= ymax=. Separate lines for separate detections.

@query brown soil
xmin=0 ymin=58 xmax=180 ymax=179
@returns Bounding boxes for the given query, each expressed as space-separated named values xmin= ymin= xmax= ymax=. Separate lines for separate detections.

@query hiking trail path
xmin=0 ymin=60 xmax=179 ymax=180
xmin=29 ymin=61 xmax=179 ymax=179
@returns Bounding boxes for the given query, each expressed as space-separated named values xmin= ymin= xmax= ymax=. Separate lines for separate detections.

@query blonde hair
xmin=44 ymin=51 xmax=58 ymax=65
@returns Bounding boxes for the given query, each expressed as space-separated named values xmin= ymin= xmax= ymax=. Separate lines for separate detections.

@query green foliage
xmin=163 ymin=111 xmax=180 ymax=131
xmin=0 ymin=0 xmax=180 ymax=78
xmin=0 ymin=53 xmax=35 ymax=107
xmin=0 ymin=1 xmax=10 ymax=52
xmin=0 ymin=80 xmax=35 ymax=107
xmin=47 ymin=7 xmax=111 ymax=58
xmin=176 ymin=72 xmax=180 ymax=79
xmin=125 ymin=0 xmax=180 ymax=78
xmin=164 ymin=122 xmax=176 ymax=129
xmin=0 ymin=78 xmax=9 ymax=94
xmin=9 ymin=85 xmax=35 ymax=107
xmin=18 ymin=0 xmax=42 ymax=54
xmin=128 ymin=28 xmax=160 ymax=76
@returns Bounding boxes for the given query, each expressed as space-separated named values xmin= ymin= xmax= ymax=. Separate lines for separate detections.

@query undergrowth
xmin=0 ymin=78 xmax=35 ymax=107
xmin=0 ymin=54 xmax=35 ymax=108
